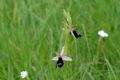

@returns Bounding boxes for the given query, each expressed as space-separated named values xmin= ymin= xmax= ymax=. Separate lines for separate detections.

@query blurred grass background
xmin=0 ymin=0 xmax=120 ymax=80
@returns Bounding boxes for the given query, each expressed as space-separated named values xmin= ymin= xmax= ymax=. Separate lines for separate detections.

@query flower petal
xmin=62 ymin=56 xmax=72 ymax=61
xmin=52 ymin=56 xmax=58 ymax=61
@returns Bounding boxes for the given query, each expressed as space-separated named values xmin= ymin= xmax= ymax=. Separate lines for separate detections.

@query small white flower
xmin=98 ymin=30 xmax=109 ymax=38
xmin=20 ymin=71 xmax=28 ymax=79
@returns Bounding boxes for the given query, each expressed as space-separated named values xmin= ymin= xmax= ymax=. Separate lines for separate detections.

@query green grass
xmin=0 ymin=0 xmax=120 ymax=80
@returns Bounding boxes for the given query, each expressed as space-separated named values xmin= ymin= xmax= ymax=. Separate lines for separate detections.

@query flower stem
xmin=63 ymin=10 xmax=72 ymax=55
xmin=97 ymin=36 xmax=104 ymax=64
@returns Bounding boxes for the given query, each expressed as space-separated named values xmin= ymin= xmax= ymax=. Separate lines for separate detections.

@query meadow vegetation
xmin=0 ymin=0 xmax=120 ymax=80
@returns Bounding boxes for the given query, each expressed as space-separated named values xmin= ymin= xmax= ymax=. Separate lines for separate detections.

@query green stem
xmin=98 ymin=37 xmax=103 ymax=56
xmin=63 ymin=10 xmax=72 ymax=55
xmin=97 ymin=36 xmax=104 ymax=64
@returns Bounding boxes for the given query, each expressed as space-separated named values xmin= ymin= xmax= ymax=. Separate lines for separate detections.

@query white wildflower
xmin=98 ymin=30 xmax=109 ymax=38
xmin=20 ymin=71 xmax=28 ymax=79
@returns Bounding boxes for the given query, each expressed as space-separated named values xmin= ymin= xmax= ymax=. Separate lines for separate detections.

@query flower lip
xmin=20 ymin=71 xmax=28 ymax=79
xmin=98 ymin=30 xmax=109 ymax=38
